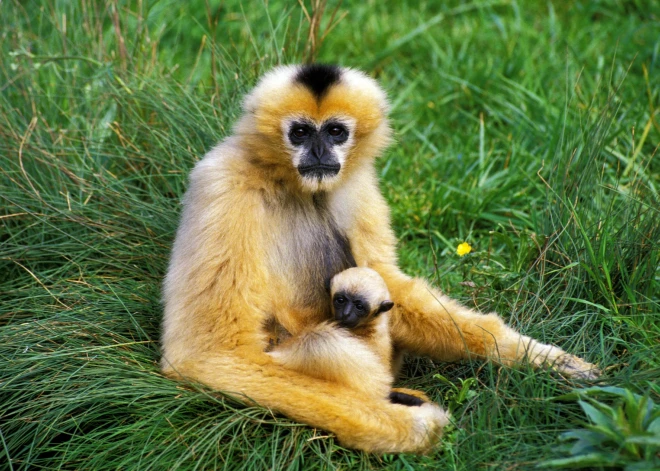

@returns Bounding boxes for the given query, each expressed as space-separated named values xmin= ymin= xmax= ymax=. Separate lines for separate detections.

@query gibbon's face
xmin=332 ymin=290 xmax=394 ymax=328
xmin=330 ymin=267 xmax=394 ymax=328
xmin=241 ymin=64 xmax=391 ymax=192
xmin=333 ymin=291 xmax=371 ymax=328
xmin=283 ymin=115 xmax=354 ymax=188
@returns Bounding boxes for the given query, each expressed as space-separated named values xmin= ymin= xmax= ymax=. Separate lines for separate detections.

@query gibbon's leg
xmin=372 ymin=263 xmax=599 ymax=379
xmin=166 ymin=351 xmax=449 ymax=454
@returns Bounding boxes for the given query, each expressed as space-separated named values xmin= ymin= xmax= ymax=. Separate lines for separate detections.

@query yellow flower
xmin=456 ymin=242 xmax=472 ymax=257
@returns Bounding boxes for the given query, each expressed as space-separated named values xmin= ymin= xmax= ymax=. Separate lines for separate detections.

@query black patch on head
xmin=295 ymin=64 xmax=342 ymax=100
xmin=389 ymin=392 xmax=425 ymax=407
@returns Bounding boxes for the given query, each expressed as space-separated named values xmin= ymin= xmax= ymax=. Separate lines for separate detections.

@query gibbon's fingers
xmin=389 ymin=391 xmax=425 ymax=407
xmin=390 ymin=387 xmax=432 ymax=403
xmin=166 ymin=352 xmax=450 ymax=454
xmin=373 ymin=263 xmax=600 ymax=380
xmin=514 ymin=338 xmax=601 ymax=380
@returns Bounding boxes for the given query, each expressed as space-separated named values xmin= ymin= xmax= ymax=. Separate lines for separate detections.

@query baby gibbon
xmin=270 ymin=267 xmax=430 ymax=406
xmin=161 ymin=64 xmax=599 ymax=453
xmin=268 ymin=268 xmax=393 ymax=398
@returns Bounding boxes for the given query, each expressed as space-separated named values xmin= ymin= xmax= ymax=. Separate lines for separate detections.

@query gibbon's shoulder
xmin=189 ymin=137 xmax=259 ymax=186
xmin=190 ymin=136 xmax=243 ymax=178
xmin=182 ymin=137 xmax=261 ymax=207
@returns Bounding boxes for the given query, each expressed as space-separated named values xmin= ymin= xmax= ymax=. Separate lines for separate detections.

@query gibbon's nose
xmin=338 ymin=305 xmax=359 ymax=327
xmin=342 ymin=304 xmax=353 ymax=318
xmin=309 ymin=137 xmax=327 ymax=163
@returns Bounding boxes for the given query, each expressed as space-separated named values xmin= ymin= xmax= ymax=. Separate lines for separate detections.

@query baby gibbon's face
xmin=330 ymin=267 xmax=395 ymax=328
xmin=332 ymin=290 xmax=371 ymax=328
xmin=332 ymin=290 xmax=394 ymax=328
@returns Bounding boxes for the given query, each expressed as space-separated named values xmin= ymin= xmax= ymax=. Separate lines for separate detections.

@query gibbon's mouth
xmin=297 ymin=163 xmax=341 ymax=178
xmin=336 ymin=318 xmax=361 ymax=329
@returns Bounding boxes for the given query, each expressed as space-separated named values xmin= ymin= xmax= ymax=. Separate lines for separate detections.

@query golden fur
xmin=161 ymin=65 xmax=598 ymax=453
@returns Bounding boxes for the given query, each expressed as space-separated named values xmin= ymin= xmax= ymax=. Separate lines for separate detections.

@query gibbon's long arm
xmin=349 ymin=176 xmax=599 ymax=379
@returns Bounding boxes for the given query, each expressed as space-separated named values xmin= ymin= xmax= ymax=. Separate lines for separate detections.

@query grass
xmin=1 ymin=0 xmax=658 ymax=469
xmin=539 ymin=386 xmax=660 ymax=469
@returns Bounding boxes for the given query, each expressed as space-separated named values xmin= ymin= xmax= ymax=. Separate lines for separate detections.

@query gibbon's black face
xmin=244 ymin=64 xmax=390 ymax=192
xmin=288 ymin=120 xmax=349 ymax=180
xmin=333 ymin=291 xmax=369 ymax=328
xmin=332 ymin=292 xmax=394 ymax=328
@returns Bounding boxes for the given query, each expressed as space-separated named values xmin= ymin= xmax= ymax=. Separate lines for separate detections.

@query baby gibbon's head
xmin=236 ymin=64 xmax=392 ymax=193
xmin=330 ymin=267 xmax=394 ymax=329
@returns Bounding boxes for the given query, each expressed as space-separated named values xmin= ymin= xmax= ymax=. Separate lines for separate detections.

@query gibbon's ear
xmin=378 ymin=300 xmax=394 ymax=314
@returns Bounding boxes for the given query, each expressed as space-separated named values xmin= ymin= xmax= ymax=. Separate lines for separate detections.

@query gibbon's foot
xmin=405 ymin=402 xmax=450 ymax=453
xmin=521 ymin=336 xmax=600 ymax=380
xmin=553 ymin=353 xmax=601 ymax=380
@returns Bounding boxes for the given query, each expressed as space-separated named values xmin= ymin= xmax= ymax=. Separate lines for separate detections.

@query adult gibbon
xmin=161 ymin=64 xmax=599 ymax=453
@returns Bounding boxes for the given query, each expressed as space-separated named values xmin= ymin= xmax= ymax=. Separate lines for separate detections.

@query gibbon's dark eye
xmin=334 ymin=296 xmax=346 ymax=306
xmin=354 ymin=301 xmax=364 ymax=311
xmin=325 ymin=123 xmax=348 ymax=144
xmin=292 ymin=127 xmax=308 ymax=138
xmin=288 ymin=124 xmax=313 ymax=145
xmin=328 ymin=126 xmax=344 ymax=137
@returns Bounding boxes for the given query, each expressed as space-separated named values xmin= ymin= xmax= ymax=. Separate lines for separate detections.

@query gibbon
xmin=333 ymin=268 xmax=433 ymax=407
xmin=269 ymin=267 xmax=428 ymax=407
xmin=161 ymin=64 xmax=599 ymax=453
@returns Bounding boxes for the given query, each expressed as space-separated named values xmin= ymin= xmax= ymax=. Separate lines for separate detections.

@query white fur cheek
xmin=335 ymin=118 xmax=356 ymax=164
xmin=290 ymin=147 xmax=306 ymax=169
xmin=333 ymin=143 xmax=349 ymax=168
xmin=280 ymin=117 xmax=306 ymax=168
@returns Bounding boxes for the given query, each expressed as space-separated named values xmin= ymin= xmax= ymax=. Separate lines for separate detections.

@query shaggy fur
xmin=161 ymin=64 xmax=598 ymax=453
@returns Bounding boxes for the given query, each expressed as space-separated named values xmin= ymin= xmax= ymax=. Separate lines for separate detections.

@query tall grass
xmin=1 ymin=1 xmax=658 ymax=469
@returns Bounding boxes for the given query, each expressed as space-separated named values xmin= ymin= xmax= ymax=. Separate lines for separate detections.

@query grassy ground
xmin=1 ymin=1 xmax=659 ymax=469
